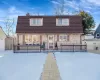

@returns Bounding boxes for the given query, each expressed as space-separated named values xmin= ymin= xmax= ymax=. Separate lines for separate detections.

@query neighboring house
xmin=16 ymin=14 xmax=83 ymax=50
xmin=94 ymin=24 xmax=100 ymax=38
xmin=90 ymin=30 xmax=95 ymax=35
xmin=82 ymin=34 xmax=94 ymax=40
xmin=0 ymin=26 xmax=6 ymax=50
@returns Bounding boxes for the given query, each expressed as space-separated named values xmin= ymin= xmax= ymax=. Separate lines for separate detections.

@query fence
xmin=5 ymin=37 xmax=17 ymax=50
xmin=13 ymin=44 xmax=87 ymax=53
xmin=13 ymin=45 xmax=41 ymax=53
xmin=60 ymin=44 xmax=87 ymax=52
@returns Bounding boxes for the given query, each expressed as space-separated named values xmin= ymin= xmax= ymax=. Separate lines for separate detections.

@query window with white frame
xmin=56 ymin=18 xmax=69 ymax=26
xmin=19 ymin=35 xmax=23 ymax=45
xmin=59 ymin=34 xmax=67 ymax=41
xmin=25 ymin=35 xmax=32 ymax=44
xmin=30 ymin=18 xmax=43 ymax=26
xmin=25 ymin=35 xmax=40 ymax=44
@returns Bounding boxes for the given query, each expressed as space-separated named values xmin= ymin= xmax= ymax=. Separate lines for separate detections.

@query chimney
xmin=26 ymin=13 xmax=30 ymax=16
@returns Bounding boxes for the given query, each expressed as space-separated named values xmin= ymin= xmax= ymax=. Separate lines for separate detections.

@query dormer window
xmin=30 ymin=18 xmax=43 ymax=26
xmin=56 ymin=18 xmax=69 ymax=26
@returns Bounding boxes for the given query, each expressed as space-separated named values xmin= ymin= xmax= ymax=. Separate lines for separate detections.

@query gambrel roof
xmin=16 ymin=15 xmax=83 ymax=33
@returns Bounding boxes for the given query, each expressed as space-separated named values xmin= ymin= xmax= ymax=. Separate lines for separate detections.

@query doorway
xmin=48 ymin=35 xmax=54 ymax=50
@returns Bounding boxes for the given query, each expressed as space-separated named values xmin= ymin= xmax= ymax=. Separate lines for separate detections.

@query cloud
xmin=0 ymin=19 xmax=5 ymax=22
xmin=0 ymin=6 xmax=26 ymax=23
xmin=65 ymin=0 xmax=80 ymax=11
xmin=92 ymin=11 xmax=100 ymax=14
xmin=2 ymin=1 xmax=10 ymax=6
xmin=86 ymin=0 xmax=100 ymax=6
xmin=8 ymin=6 xmax=16 ymax=13
xmin=51 ymin=0 xmax=60 ymax=5
xmin=8 ymin=6 xmax=25 ymax=14
xmin=52 ymin=0 xmax=100 ymax=15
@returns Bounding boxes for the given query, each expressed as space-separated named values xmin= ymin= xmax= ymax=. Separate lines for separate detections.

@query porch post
xmin=17 ymin=34 xmax=19 ymax=44
xmin=67 ymin=34 xmax=69 ymax=41
xmin=40 ymin=34 xmax=42 ymax=44
xmin=47 ymin=34 xmax=48 ymax=50
xmin=57 ymin=34 xmax=59 ymax=41
xmin=23 ymin=34 xmax=25 ymax=45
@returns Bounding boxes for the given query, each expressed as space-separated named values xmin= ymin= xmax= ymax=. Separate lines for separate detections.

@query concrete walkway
xmin=40 ymin=52 xmax=61 ymax=80
xmin=88 ymin=50 xmax=100 ymax=54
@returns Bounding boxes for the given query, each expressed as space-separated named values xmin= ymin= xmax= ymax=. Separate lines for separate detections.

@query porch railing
xmin=60 ymin=44 xmax=87 ymax=52
xmin=13 ymin=44 xmax=87 ymax=53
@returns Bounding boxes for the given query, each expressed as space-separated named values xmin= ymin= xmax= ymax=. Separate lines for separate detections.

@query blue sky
xmin=0 ymin=0 xmax=100 ymax=32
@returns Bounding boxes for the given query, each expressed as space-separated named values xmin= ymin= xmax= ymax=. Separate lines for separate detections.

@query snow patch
xmin=0 ymin=51 xmax=47 ymax=80
xmin=55 ymin=52 xmax=100 ymax=80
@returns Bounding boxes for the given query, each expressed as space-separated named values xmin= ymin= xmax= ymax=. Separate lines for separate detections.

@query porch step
xmin=40 ymin=52 xmax=61 ymax=80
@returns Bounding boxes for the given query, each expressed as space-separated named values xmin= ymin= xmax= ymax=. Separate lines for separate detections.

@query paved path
xmin=40 ymin=52 xmax=61 ymax=80
xmin=88 ymin=50 xmax=100 ymax=54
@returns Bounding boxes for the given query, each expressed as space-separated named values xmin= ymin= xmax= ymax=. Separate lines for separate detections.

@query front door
xmin=48 ymin=35 xmax=54 ymax=50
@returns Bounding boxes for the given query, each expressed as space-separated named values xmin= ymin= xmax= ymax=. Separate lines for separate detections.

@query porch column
xmin=17 ymin=34 xmax=19 ymax=44
xmin=47 ymin=34 xmax=48 ymax=50
xmin=23 ymin=34 xmax=25 ymax=45
xmin=40 ymin=34 xmax=42 ymax=44
xmin=67 ymin=34 xmax=69 ymax=41
xmin=80 ymin=34 xmax=82 ymax=44
xmin=57 ymin=34 xmax=59 ymax=41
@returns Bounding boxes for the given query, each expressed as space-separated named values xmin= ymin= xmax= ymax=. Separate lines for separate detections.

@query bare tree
xmin=52 ymin=0 xmax=67 ymax=15
xmin=52 ymin=0 xmax=82 ymax=15
xmin=4 ymin=17 xmax=15 ymax=37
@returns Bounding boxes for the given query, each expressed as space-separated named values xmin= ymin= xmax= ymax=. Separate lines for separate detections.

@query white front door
xmin=48 ymin=35 xmax=54 ymax=49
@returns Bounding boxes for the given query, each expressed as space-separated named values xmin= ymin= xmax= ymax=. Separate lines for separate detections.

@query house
xmin=94 ymin=24 xmax=100 ymax=38
xmin=16 ymin=14 xmax=83 ymax=50
xmin=82 ymin=34 xmax=94 ymax=40
xmin=0 ymin=26 xmax=6 ymax=50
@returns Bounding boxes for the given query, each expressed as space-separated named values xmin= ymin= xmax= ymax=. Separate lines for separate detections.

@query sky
xmin=0 ymin=0 xmax=100 ymax=33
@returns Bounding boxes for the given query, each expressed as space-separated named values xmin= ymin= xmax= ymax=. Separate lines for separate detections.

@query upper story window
xmin=30 ymin=18 xmax=43 ymax=26
xmin=56 ymin=18 xmax=69 ymax=26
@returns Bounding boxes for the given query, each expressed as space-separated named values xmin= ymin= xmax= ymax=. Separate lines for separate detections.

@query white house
xmin=0 ymin=26 xmax=6 ymax=51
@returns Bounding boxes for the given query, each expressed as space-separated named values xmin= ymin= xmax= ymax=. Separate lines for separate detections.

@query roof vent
xmin=26 ymin=13 xmax=30 ymax=16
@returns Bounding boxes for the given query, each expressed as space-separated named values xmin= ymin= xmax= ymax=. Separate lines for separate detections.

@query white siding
xmin=0 ymin=39 xmax=5 ymax=50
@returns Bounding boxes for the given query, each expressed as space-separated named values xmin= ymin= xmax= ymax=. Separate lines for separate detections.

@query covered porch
xmin=14 ymin=33 xmax=86 ymax=52
xmin=17 ymin=33 xmax=59 ymax=50
xmin=16 ymin=33 xmax=83 ymax=49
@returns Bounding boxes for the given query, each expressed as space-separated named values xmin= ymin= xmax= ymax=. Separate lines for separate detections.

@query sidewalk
xmin=88 ymin=50 xmax=100 ymax=54
xmin=40 ymin=52 xmax=61 ymax=80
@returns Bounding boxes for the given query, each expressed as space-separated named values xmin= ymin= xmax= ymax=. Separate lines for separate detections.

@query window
xmin=32 ymin=35 xmax=40 ymax=44
xmin=59 ymin=35 xmax=67 ymax=41
xmin=96 ymin=33 xmax=100 ymax=37
xmin=56 ymin=18 xmax=69 ymax=26
xmin=25 ymin=35 xmax=32 ymax=44
xmin=19 ymin=35 xmax=23 ymax=45
xmin=25 ymin=35 xmax=40 ymax=44
xmin=30 ymin=18 xmax=43 ymax=26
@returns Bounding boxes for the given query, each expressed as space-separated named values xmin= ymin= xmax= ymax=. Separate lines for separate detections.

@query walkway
xmin=40 ymin=52 xmax=61 ymax=80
